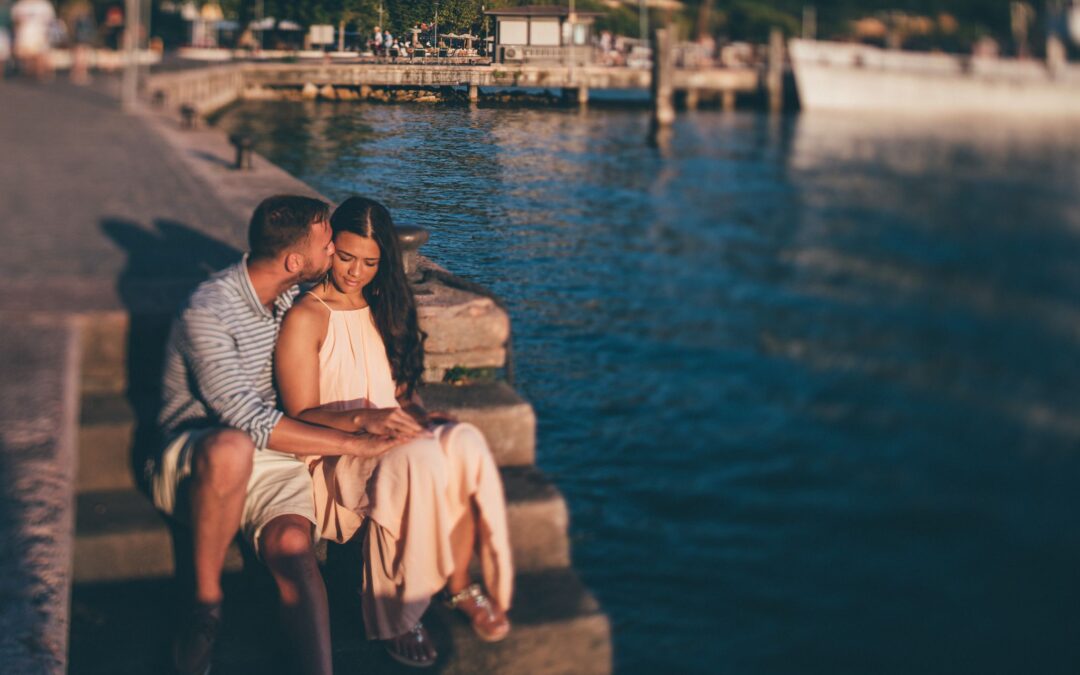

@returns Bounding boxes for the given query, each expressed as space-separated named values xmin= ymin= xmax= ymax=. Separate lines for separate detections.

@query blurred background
xmin=3 ymin=2 xmax=1079 ymax=674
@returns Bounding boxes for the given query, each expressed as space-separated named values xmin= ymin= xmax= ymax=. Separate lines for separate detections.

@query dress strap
xmin=306 ymin=291 xmax=335 ymax=312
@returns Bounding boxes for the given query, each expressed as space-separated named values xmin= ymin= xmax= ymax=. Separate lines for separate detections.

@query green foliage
xmin=152 ymin=0 xmax=1021 ymax=46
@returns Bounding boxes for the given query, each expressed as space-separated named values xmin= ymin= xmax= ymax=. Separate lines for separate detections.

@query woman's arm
xmin=275 ymin=299 xmax=358 ymax=432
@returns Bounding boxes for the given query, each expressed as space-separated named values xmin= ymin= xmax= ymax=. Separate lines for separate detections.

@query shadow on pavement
xmin=100 ymin=216 xmax=241 ymax=572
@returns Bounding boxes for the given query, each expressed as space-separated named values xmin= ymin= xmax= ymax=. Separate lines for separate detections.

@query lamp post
xmin=434 ymin=0 xmax=439 ymax=60
xmin=121 ymin=0 xmax=140 ymax=111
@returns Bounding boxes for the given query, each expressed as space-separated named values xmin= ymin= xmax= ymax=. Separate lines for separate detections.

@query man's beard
xmin=297 ymin=260 xmax=331 ymax=284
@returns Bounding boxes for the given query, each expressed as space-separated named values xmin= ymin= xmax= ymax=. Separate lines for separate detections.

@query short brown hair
xmin=248 ymin=195 xmax=330 ymax=261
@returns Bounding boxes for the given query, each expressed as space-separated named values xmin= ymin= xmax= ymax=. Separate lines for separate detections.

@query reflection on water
xmin=216 ymin=102 xmax=1080 ymax=674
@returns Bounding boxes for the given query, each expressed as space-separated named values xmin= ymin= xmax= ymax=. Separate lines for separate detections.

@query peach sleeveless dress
xmin=303 ymin=295 xmax=514 ymax=639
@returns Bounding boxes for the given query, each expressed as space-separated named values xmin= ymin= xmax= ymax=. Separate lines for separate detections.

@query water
xmin=215 ymin=101 xmax=1080 ymax=674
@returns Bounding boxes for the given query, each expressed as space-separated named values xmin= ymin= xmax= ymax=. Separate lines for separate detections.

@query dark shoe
xmin=172 ymin=601 xmax=222 ymax=675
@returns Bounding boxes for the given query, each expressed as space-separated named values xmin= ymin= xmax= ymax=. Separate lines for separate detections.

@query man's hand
xmin=353 ymin=407 xmax=426 ymax=437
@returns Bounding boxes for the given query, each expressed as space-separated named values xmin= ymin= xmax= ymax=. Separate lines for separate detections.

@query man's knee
xmin=261 ymin=516 xmax=315 ymax=564
xmin=193 ymin=428 xmax=254 ymax=490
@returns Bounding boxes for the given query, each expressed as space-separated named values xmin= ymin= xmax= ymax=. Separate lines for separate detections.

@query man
xmin=152 ymin=195 xmax=422 ymax=675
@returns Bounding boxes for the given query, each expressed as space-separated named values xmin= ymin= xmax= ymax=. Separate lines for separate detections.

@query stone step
xmin=70 ymin=566 xmax=611 ymax=674
xmin=74 ymin=465 xmax=569 ymax=584
xmin=78 ymin=383 xmax=535 ymax=493
xmin=79 ymin=273 xmax=509 ymax=396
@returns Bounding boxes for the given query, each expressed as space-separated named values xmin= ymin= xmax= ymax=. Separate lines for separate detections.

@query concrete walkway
xmin=0 ymin=77 xmax=320 ymax=314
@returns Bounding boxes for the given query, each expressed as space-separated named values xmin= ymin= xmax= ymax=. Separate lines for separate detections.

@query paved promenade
xmin=0 ymin=76 xmax=321 ymax=313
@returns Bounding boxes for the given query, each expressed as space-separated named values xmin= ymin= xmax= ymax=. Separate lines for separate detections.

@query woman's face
xmin=329 ymin=231 xmax=381 ymax=297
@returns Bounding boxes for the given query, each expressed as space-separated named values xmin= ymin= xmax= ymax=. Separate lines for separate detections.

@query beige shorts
xmin=150 ymin=428 xmax=318 ymax=557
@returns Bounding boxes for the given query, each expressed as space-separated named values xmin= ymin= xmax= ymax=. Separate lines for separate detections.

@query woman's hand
xmin=353 ymin=407 xmax=426 ymax=437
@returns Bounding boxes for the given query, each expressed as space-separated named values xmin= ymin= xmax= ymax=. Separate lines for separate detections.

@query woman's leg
xmin=358 ymin=437 xmax=453 ymax=665
xmin=438 ymin=424 xmax=512 ymax=640
xmin=447 ymin=500 xmax=478 ymax=594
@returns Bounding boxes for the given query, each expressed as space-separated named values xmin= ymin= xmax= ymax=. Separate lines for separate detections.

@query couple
xmin=152 ymin=195 xmax=513 ymax=674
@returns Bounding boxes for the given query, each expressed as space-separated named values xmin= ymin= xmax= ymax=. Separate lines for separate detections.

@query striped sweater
xmin=158 ymin=256 xmax=298 ymax=450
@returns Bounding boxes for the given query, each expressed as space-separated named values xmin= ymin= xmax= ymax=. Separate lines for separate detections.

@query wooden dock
xmin=149 ymin=61 xmax=762 ymax=114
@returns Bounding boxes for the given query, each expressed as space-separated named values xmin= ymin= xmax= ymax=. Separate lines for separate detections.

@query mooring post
xmin=469 ymin=83 xmax=479 ymax=102
xmin=396 ymin=225 xmax=430 ymax=282
xmin=228 ymin=134 xmax=255 ymax=170
xmin=179 ymin=103 xmax=197 ymax=130
xmin=651 ymin=27 xmax=675 ymax=129
xmin=767 ymin=27 xmax=784 ymax=113
xmin=722 ymin=89 xmax=736 ymax=112
xmin=576 ymin=84 xmax=589 ymax=106
xmin=684 ymin=88 xmax=699 ymax=111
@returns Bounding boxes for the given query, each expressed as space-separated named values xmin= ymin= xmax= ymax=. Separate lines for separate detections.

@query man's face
xmin=298 ymin=219 xmax=335 ymax=283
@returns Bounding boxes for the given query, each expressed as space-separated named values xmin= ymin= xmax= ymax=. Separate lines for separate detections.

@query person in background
xmin=11 ymin=0 xmax=54 ymax=81
xmin=62 ymin=0 xmax=94 ymax=84
xmin=0 ymin=1 xmax=12 ymax=78
xmin=102 ymin=2 xmax=121 ymax=50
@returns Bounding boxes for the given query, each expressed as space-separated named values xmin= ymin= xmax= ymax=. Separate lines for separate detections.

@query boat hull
xmin=789 ymin=39 xmax=1080 ymax=117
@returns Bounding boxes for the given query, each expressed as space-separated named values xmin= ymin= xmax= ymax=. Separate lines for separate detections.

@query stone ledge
xmin=0 ymin=314 xmax=82 ymax=674
xmin=78 ymin=382 xmax=535 ymax=493
xmin=74 ymin=465 xmax=568 ymax=583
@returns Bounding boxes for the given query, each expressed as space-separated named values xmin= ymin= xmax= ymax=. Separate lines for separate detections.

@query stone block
xmin=73 ymin=467 xmax=567 ymax=583
xmin=415 ymin=280 xmax=510 ymax=355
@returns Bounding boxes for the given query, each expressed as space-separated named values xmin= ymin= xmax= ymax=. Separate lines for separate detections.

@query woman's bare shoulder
xmin=283 ymin=293 xmax=331 ymax=335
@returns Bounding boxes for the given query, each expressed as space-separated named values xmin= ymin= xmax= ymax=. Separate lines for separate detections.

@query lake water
xmin=215 ymin=101 xmax=1080 ymax=674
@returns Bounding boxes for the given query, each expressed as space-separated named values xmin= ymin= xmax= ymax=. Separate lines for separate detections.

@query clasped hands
xmin=351 ymin=405 xmax=456 ymax=440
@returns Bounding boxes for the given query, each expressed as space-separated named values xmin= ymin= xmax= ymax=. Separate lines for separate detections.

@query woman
xmin=275 ymin=196 xmax=513 ymax=668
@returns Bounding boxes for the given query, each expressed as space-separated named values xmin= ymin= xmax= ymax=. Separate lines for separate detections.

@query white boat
xmin=789 ymin=38 xmax=1080 ymax=117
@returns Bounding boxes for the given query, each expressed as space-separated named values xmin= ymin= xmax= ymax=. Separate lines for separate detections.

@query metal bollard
xmin=179 ymin=104 xmax=197 ymax=130
xmin=228 ymin=134 xmax=255 ymax=170
xmin=395 ymin=225 xmax=429 ymax=282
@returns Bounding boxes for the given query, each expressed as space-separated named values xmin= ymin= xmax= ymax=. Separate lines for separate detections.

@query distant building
xmin=484 ymin=5 xmax=601 ymax=64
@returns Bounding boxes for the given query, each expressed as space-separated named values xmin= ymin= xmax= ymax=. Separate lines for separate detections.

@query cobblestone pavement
xmin=0 ymin=77 xmax=247 ymax=311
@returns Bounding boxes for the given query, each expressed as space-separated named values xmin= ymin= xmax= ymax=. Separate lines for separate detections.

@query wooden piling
xmin=469 ymin=83 xmax=479 ymax=102
xmin=651 ymin=27 xmax=675 ymax=129
xmin=767 ymin=28 xmax=784 ymax=113
xmin=722 ymin=90 xmax=736 ymax=112
xmin=684 ymin=88 xmax=699 ymax=110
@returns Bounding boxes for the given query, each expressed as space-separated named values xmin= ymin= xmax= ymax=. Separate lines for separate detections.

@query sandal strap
xmin=408 ymin=622 xmax=428 ymax=644
xmin=442 ymin=583 xmax=486 ymax=609
xmin=444 ymin=583 xmax=497 ymax=620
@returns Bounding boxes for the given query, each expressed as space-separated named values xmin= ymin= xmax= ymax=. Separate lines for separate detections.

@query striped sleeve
xmin=179 ymin=307 xmax=282 ymax=449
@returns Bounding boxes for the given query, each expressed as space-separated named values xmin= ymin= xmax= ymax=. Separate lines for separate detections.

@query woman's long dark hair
xmin=330 ymin=197 xmax=425 ymax=397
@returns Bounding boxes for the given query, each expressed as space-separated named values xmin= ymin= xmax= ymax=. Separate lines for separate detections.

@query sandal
xmin=443 ymin=583 xmax=511 ymax=643
xmin=383 ymin=622 xmax=437 ymax=669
